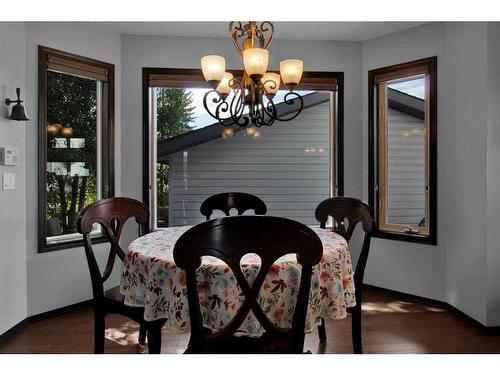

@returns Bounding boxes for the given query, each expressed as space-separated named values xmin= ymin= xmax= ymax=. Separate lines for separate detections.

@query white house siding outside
xmin=386 ymin=107 xmax=426 ymax=226
xmin=166 ymin=101 xmax=333 ymax=226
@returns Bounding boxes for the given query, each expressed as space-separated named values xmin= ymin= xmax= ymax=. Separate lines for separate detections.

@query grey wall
xmin=0 ymin=22 xmax=28 ymax=334
xmin=363 ymin=22 xmax=500 ymax=325
xmin=362 ymin=22 xmax=447 ymax=303
xmin=0 ymin=23 xmax=125 ymax=333
xmin=167 ymin=102 xmax=331 ymax=226
xmin=23 ymin=23 xmax=124 ymax=316
xmin=486 ymin=23 xmax=500 ymax=326
xmin=441 ymin=22 xmax=488 ymax=324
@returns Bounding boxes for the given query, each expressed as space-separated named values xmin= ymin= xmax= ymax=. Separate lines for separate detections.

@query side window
xmin=38 ymin=46 xmax=115 ymax=252
xmin=369 ymin=57 xmax=437 ymax=244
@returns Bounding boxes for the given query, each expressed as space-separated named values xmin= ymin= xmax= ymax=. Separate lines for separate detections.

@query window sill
xmin=372 ymin=229 xmax=437 ymax=245
xmin=38 ymin=235 xmax=108 ymax=253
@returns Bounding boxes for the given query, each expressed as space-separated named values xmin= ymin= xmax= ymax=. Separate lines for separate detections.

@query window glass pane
xmin=46 ymin=71 xmax=100 ymax=242
xmin=384 ymin=76 xmax=427 ymax=228
xmin=152 ymin=87 xmax=334 ymax=229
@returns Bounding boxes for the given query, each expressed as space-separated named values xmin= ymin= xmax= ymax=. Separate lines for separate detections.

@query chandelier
xmin=201 ymin=21 xmax=305 ymax=128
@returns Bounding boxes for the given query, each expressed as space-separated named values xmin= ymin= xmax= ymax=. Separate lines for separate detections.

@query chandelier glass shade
xmin=201 ymin=21 xmax=305 ymax=128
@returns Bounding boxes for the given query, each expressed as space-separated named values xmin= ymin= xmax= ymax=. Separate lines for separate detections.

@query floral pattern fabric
xmin=120 ymin=226 xmax=355 ymax=337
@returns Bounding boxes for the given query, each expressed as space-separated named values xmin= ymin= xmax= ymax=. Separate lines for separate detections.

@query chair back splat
xmin=200 ymin=192 xmax=267 ymax=220
xmin=173 ymin=215 xmax=323 ymax=354
xmin=77 ymin=197 xmax=149 ymax=299
xmin=315 ymin=197 xmax=373 ymax=292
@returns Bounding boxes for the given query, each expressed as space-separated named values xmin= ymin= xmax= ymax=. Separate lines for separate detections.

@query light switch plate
xmin=2 ymin=172 xmax=15 ymax=190
xmin=0 ymin=148 xmax=20 ymax=166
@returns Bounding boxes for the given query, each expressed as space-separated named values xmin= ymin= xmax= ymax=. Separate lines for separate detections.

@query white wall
xmin=23 ymin=23 xmax=123 ymax=317
xmin=167 ymin=101 xmax=332 ymax=226
xmin=0 ymin=22 xmax=127 ymax=334
xmin=441 ymin=22 xmax=489 ymax=324
xmin=362 ymin=22 xmax=500 ymax=325
xmin=486 ymin=23 xmax=500 ymax=326
xmin=0 ymin=22 xmax=28 ymax=334
xmin=362 ymin=22 xmax=447 ymax=302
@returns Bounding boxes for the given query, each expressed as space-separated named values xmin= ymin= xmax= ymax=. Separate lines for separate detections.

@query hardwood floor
xmin=1 ymin=289 xmax=500 ymax=354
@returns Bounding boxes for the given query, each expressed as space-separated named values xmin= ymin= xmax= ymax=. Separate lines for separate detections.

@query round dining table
xmin=119 ymin=225 xmax=355 ymax=337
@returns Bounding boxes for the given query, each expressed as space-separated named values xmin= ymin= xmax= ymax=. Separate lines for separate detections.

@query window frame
xmin=38 ymin=45 xmax=115 ymax=253
xmin=368 ymin=56 xmax=437 ymax=245
xmin=142 ymin=68 xmax=344 ymax=232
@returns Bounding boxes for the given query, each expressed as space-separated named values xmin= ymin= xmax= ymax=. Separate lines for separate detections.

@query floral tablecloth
xmin=120 ymin=225 xmax=355 ymax=336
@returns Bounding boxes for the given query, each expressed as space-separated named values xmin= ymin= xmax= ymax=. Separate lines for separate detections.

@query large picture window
xmin=38 ymin=46 xmax=115 ymax=252
xmin=368 ymin=57 xmax=437 ymax=244
xmin=143 ymin=69 xmax=343 ymax=231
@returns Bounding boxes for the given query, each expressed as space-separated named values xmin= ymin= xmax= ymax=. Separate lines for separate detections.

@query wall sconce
xmin=5 ymin=88 xmax=30 ymax=121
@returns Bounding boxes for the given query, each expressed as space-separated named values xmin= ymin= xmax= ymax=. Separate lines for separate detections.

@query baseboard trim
xmin=0 ymin=299 xmax=93 ymax=344
xmin=364 ymin=284 xmax=500 ymax=334
xmin=364 ymin=284 xmax=448 ymax=308
xmin=28 ymin=299 xmax=93 ymax=324
xmin=0 ymin=318 xmax=29 ymax=343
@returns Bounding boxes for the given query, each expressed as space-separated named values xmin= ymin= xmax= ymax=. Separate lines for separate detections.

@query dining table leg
xmin=317 ymin=318 xmax=327 ymax=342
xmin=138 ymin=323 xmax=147 ymax=345
xmin=94 ymin=309 xmax=105 ymax=354
xmin=351 ymin=307 xmax=362 ymax=354
xmin=145 ymin=319 xmax=167 ymax=354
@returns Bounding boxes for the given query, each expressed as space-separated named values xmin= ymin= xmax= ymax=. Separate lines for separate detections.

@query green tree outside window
xmin=156 ymin=88 xmax=195 ymax=227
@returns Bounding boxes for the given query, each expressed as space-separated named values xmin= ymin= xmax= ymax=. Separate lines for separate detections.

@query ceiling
xmin=91 ymin=21 xmax=425 ymax=42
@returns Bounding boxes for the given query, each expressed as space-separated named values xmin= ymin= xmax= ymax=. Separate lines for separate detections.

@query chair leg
xmin=317 ymin=318 xmax=327 ymax=342
xmin=138 ymin=324 xmax=147 ymax=345
xmin=146 ymin=319 xmax=166 ymax=354
xmin=94 ymin=310 xmax=105 ymax=354
xmin=351 ymin=307 xmax=362 ymax=354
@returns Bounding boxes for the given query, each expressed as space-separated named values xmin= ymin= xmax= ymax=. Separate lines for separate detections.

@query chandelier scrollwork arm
xmin=203 ymin=22 xmax=305 ymax=129
xmin=203 ymin=89 xmax=230 ymax=126
xmin=250 ymin=81 xmax=276 ymax=127
xmin=229 ymin=22 xmax=244 ymax=56
xmin=275 ymin=92 xmax=304 ymax=122
xmin=256 ymin=21 xmax=274 ymax=49
xmin=202 ymin=77 xmax=251 ymax=128
xmin=261 ymin=78 xmax=278 ymax=98
xmin=228 ymin=79 xmax=251 ymax=127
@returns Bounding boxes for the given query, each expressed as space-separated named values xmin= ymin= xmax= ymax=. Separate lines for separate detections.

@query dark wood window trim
xmin=368 ymin=57 xmax=437 ymax=245
xmin=38 ymin=45 xmax=115 ymax=253
xmin=142 ymin=68 xmax=344 ymax=232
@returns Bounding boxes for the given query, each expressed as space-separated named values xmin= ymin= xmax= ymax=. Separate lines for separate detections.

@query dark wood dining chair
xmin=199 ymin=192 xmax=267 ymax=220
xmin=77 ymin=197 xmax=166 ymax=354
xmin=314 ymin=197 xmax=374 ymax=354
xmin=173 ymin=215 xmax=323 ymax=354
